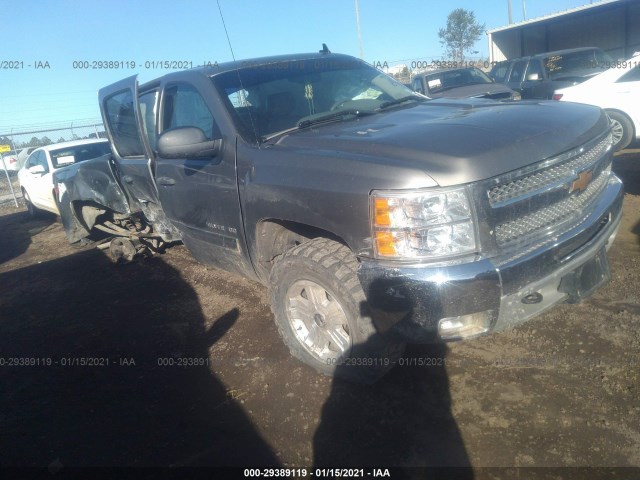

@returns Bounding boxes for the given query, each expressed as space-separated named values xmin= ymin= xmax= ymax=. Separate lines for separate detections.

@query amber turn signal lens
xmin=375 ymin=231 xmax=396 ymax=256
xmin=374 ymin=198 xmax=391 ymax=226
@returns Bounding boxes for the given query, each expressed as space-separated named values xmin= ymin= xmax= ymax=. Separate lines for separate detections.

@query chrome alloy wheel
xmin=610 ymin=117 xmax=624 ymax=147
xmin=285 ymin=280 xmax=351 ymax=361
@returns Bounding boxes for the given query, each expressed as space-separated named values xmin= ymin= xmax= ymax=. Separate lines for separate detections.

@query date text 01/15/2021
xmin=0 ymin=357 xmax=135 ymax=367
xmin=243 ymin=468 xmax=391 ymax=477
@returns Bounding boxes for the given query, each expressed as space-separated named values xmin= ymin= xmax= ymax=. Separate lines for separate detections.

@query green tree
xmin=438 ymin=8 xmax=485 ymax=63
xmin=41 ymin=136 xmax=53 ymax=146
xmin=392 ymin=66 xmax=411 ymax=84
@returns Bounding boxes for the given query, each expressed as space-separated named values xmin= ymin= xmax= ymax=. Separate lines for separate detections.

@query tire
xmin=269 ymin=237 xmax=405 ymax=383
xmin=606 ymin=110 xmax=634 ymax=151
xmin=22 ymin=189 xmax=39 ymax=217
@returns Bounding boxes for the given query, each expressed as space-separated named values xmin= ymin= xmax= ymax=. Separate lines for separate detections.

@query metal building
xmin=487 ymin=0 xmax=640 ymax=62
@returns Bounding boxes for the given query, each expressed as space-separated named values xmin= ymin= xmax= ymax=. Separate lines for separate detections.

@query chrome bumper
xmin=357 ymin=175 xmax=624 ymax=342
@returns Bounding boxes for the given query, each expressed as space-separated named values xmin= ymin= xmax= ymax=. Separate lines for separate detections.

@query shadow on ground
xmin=0 ymin=248 xmax=280 ymax=467
xmin=0 ymin=210 xmax=55 ymax=264
xmin=313 ymin=284 xmax=473 ymax=476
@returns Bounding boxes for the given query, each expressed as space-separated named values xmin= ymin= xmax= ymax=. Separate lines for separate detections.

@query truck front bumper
xmin=357 ymin=175 xmax=624 ymax=342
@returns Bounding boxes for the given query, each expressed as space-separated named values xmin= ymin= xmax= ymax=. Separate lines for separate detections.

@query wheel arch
xmin=253 ymin=219 xmax=351 ymax=282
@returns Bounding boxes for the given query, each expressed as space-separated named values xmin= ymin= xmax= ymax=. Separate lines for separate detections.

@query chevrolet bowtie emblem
xmin=569 ymin=170 xmax=593 ymax=194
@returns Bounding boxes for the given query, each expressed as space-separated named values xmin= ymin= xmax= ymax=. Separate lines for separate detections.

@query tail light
xmin=552 ymin=93 xmax=563 ymax=101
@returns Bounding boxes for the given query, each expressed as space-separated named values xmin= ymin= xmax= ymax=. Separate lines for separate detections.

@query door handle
xmin=122 ymin=175 xmax=134 ymax=184
xmin=157 ymin=177 xmax=176 ymax=186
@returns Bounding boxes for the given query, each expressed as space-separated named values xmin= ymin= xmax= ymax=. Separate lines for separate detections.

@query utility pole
xmin=522 ymin=0 xmax=527 ymax=20
xmin=507 ymin=0 xmax=513 ymax=23
xmin=355 ymin=0 xmax=364 ymax=60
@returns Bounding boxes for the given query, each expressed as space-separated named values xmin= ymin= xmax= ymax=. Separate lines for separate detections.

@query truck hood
xmin=272 ymin=98 xmax=609 ymax=186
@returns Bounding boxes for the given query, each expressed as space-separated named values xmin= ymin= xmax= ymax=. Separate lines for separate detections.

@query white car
xmin=553 ymin=54 xmax=640 ymax=151
xmin=18 ymin=139 xmax=111 ymax=216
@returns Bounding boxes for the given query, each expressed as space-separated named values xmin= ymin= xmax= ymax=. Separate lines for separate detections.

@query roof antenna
xmin=216 ymin=0 xmax=261 ymax=146
xmin=320 ymin=43 xmax=331 ymax=54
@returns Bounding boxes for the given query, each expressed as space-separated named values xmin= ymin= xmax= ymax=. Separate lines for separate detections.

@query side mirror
xmin=526 ymin=73 xmax=540 ymax=81
xmin=29 ymin=165 xmax=46 ymax=174
xmin=157 ymin=127 xmax=221 ymax=159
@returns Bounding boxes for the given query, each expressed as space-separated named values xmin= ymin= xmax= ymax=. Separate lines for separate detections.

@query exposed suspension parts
xmin=93 ymin=214 xmax=168 ymax=264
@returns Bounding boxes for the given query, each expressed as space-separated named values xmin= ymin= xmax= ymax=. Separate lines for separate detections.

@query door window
xmin=525 ymin=61 xmax=543 ymax=81
xmin=162 ymin=83 xmax=216 ymax=139
xmin=412 ymin=78 xmax=424 ymax=94
xmin=491 ymin=62 xmax=509 ymax=82
xmin=27 ymin=150 xmax=49 ymax=173
xmin=103 ymin=89 xmax=146 ymax=158
xmin=25 ymin=151 xmax=38 ymax=168
xmin=508 ymin=60 xmax=528 ymax=83
xmin=139 ymin=90 xmax=159 ymax=151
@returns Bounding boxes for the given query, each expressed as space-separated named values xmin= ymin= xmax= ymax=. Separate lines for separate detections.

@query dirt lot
xmin=1 ymin=153 xmax=639 ymax=477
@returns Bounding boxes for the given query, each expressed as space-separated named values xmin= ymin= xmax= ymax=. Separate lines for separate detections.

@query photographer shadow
xmin=313 ymin=279 xmax=473 ymax=477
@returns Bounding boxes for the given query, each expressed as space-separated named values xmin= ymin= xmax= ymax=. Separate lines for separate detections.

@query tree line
xmin=0 ymin=132 xmax=105 ymax=150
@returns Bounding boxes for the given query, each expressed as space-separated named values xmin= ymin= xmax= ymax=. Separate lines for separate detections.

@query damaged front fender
xmin=54 ymin=154 xmax=131 ymax=244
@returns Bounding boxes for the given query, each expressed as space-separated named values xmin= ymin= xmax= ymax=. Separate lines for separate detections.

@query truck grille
xmin=495 ymin=166 xmax=610 ymax=245
xmin=486 ymin=132 xmax=613 ymax=251
xmin=488 ymin=135 xmax=611 ymax=207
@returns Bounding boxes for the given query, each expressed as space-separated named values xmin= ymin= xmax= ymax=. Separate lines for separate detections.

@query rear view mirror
xmin=157 ymin=127 xmax=221 ymax=159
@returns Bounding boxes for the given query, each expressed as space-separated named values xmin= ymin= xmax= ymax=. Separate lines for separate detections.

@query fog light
xmin=438 ymin=311 xmax=493 ymax=340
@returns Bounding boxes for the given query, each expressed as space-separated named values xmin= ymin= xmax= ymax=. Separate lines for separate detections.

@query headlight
xmin=370 ymin=187 xmax=478 ymax=259
xmin=512 ymin=92 xmax=522 ymax=101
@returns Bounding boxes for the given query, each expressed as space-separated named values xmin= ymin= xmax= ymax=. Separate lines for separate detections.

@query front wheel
xmin=607 ymin=110 xmax=634 ymax=151
xmin=269 ymin=238 xmax=405 ymax=383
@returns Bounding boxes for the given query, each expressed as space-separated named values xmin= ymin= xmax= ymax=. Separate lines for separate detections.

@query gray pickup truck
xmin=54 ymin=48 xmax=623 ymax=382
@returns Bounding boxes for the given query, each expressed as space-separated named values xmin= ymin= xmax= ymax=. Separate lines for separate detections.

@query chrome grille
xmin=488 ymin=135 xmax=612 ymax=206
xmin=495 ymin=167 xmax=610 ymax=246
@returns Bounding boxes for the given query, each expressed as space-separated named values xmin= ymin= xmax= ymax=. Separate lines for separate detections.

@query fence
xmin=0 ymin=121 xmax=106 ymax=207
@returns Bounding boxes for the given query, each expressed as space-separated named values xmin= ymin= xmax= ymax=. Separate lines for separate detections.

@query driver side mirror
xmin=29 ymin=165 xmax=46 ymax=174
xmin=157 ymin=127 xmax=221 ymax=159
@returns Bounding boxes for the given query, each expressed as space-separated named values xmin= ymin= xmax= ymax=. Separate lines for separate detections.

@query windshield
xmin=50 ymin=142 xmax=111 ymax=169
xmin=424 ymin=68 xmax=492 ymax=94
xmin=211 ymin=57 xmax=414 ymax=142
xmin=545 ymin=49 xmax=611 ymax=79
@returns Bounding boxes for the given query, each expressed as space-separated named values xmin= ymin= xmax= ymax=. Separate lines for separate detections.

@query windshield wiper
xmin=297 ymin=108 xmax=374 ymax=129
xmin=378 ymin=95 xmax=426 ymax=109
xmin=261 ymin=109 xmax=373 ymax=143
